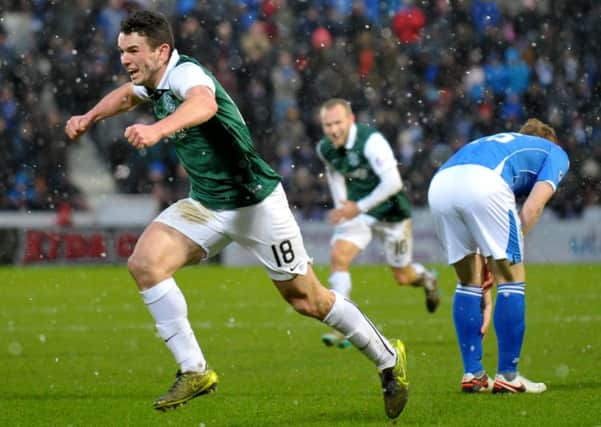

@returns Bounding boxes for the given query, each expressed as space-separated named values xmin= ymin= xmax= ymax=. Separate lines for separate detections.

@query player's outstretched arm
xmin=520 ymin=181 xmax=554 ymax=236
xmin=65 ymin=83 xmax=140 ymax=140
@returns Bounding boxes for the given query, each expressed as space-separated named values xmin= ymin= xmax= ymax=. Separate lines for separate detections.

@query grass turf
xmin=1 ymin=264 xmax=600 ymax=426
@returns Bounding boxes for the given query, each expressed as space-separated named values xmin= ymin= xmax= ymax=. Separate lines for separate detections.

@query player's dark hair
xmin=120 ymin=10 xmax=174 ymax=51
xmin=519 ymin=118 xmax=558 ymax=144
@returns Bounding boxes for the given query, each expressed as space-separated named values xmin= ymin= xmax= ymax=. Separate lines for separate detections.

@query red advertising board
xmin=18 ymin=228 xmax=143 ymax=264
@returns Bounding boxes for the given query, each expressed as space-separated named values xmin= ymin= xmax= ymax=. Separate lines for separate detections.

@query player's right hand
xmin=65 ymin=115 xmax=92 ymax=140
xmin=328 ymin=208 xmax=345 ymax=225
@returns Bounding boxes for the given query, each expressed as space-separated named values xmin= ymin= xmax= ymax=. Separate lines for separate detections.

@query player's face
xmin=320 ymin=104 xmax=354 ymax=148
xmin=118 ymin=32 xmax=169 ymax=88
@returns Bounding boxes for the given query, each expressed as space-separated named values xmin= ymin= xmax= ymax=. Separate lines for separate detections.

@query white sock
xmin=328 ymin=271 xmax=352 ymax=298
xmin=411 ymin=263 xmax=426 ymax=277
xmin=323 ymin=291 xmax=396 ymax=371
xmin=411 ymin=263 xmax=431 ymax=287
xmin=140 ymin=278 xmax=206 ymax=373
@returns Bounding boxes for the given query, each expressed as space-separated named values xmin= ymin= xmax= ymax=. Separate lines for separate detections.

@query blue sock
xmin=494 ymin=282 xmax=526 ymax=375
xmin=453 ymin=284 xmax=484 ymax=375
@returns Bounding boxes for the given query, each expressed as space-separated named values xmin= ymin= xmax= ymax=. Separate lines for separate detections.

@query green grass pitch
xmin=1 ymin=264 xmax=600 ymax=426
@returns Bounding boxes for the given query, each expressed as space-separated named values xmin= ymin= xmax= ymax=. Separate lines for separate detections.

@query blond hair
xmin=320 ymin=98 xmax=353 ymax=115
xmin=519 ymin=118 xmax=558 ymax=143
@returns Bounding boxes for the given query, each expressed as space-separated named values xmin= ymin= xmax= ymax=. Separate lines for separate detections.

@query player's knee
xmin=127 ymin=252 xmax=161 ymax=284
xmin=330 ymin=250 xmax=350 ymax=270
xmin=127 ymin=253 xmax=143 ymax=277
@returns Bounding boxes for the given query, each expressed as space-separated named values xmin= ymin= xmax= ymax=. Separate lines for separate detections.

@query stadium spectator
xmin=391 ymin=0 xmax=426 ymax=45
xmin=503 ymin=47 xmax=530 ymax=96
xmin=0 ymin=0 xmax=599 ymax=220
xmin=270 ymin=50 xmax=300 ymax=123
xmin=471 ymin=0 xmax=501 ymax=35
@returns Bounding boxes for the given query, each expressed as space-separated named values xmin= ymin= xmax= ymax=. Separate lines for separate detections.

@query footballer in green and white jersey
xmin=66 ymin=11 xmax=409 ymax=418
xmin=317 ymin=99 xmax=439 ymax=317
xmin=132 ymin=50 xmax=280 ymax=210
xmin=317 ymin=123 xmax=411 ymax=223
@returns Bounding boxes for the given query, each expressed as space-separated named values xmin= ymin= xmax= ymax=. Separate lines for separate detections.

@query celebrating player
xmin=64 ymin=10 xmax=408 ymax=418
xmin=316 ymin=98 xmax=440 ymax=348
xmin=428 ymin=119 xmax=569 ymax=393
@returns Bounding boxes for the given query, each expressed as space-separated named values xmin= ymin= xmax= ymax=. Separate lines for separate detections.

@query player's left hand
xmin=328 ymin=200 xmax=361 ymax=224
xmin=124 ymin=124 xmax=162 ymax=149
xmin=480 ymin=286 xmax=493 ymax=337
xmin=480 ymin=257 xmax=494 ymax=337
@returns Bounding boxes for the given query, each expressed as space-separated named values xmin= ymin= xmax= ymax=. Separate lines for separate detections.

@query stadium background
xmin=0 ymin=3 xmax=599 ymax=426
xmin=0 ymin=0 xmax=600 ymax=265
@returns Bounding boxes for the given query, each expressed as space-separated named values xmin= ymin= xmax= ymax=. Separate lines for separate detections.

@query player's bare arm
xmin=65 ymin=83 xmax=140 ymax=140
xmin=519 ymin=181 xmax=554 ymax=236
xmin=125 ymin=86 xmax=217 ymax=149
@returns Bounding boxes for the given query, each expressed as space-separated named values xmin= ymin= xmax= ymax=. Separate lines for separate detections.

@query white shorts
xmin=332 ymin=214 xmax=414 ymax=268
xmin=154 ymin=183 xmax=310 ymax=281
xmin=427 ymin=164 xmax=523 ymax=265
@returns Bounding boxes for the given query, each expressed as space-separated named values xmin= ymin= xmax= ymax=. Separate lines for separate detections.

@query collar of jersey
xmin=153 ymin=49 xmax=181 ymax=91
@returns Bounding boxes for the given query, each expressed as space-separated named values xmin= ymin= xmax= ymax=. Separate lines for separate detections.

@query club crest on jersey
xmin=162 ymin=92 xmax=177 ymax=113
xmin=153 ymin=91 xmax=179 ymax=119
xmin=347 ymin=151 xmax=360 ymax=167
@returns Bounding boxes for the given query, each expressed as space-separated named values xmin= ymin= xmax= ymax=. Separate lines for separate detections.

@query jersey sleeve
xmin=363 ymin=132 xmax=399 ymax=174
xmin=167 ymin=62 xmax=216 ymax=100
xmin=325 ymin=167 xmax=347 ymax=208
xmin=316 ymin=140 xmax=333 ymax=167
xmin=357 ymin=132 xmax=403 ymax=212
xmin=537 ymin=145 xmax=570 ymax=191
xmin=356 ymin=166 xmax=402 ymax=212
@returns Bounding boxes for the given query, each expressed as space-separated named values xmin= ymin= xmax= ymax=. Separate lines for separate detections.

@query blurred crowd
xmin=1 ymin=0 xmax=600 ymax=219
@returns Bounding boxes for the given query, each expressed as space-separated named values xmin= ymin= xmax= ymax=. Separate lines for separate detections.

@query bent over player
xmin=428 ymin=119 xmax=569 ymax=394
xmin=64 ymin=10 xmax=408 ymax=419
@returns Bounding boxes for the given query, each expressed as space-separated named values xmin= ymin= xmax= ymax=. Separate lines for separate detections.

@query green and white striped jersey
xmin=134 ymin=50 xmax=280 ymax=210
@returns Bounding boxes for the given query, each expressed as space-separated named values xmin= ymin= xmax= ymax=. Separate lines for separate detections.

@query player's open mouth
xmin=128 ymin=70 xmax=139 ymax=79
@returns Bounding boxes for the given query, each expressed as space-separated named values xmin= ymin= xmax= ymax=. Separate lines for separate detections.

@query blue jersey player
xmin=428 ymin=119 xmax=569 ymax=394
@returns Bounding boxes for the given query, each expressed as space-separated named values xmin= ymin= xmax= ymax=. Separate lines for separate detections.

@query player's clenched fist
xmin=328 ymin=200 xmax=361 ymax=225
xmin=65 ymin=115 xmax=92 ymax=140
xmin=124 ymin=124 xmax=161 ymax=149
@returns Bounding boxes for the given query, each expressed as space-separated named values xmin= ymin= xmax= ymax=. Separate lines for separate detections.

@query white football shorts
xmin=428 ymin=164 xmax=523 ymax=265
xmin=331 ymin=214 xmax=414 ymax=268
xmin=154 ymin=183 xmax=310 ymax=281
